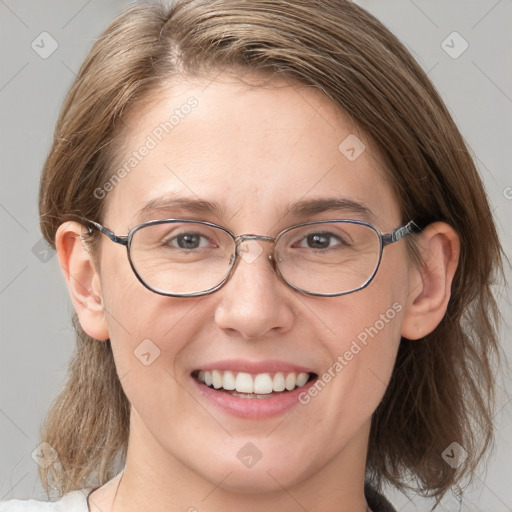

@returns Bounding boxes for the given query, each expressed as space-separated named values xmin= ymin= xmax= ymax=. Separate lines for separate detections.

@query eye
xmin=167 ymin=232 xmax=211 ymax=250
xmin=295 ymin=231 xmax=345 ymax=250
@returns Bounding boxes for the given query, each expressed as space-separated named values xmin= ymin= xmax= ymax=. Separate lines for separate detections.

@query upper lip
xmin=192 ymin=359 xmax=317 ymax=375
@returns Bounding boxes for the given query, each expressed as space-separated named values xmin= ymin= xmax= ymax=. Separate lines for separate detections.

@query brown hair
xmin=38 ymin=0 xmax=504 ymax=506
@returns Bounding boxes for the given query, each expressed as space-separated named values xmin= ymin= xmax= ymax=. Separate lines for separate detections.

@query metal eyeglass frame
xmin=83 ymin=218 xmax=420 ymax=298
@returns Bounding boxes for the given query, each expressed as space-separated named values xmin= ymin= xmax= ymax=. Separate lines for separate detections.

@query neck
xmin=104 ymin=414 xmax=372 ymax=512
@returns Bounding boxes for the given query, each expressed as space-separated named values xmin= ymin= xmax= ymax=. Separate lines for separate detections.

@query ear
xmin=55 ymin=221 xmax=109 ymax=341
xmin=401 ymin=222 xmax=460 ymax=340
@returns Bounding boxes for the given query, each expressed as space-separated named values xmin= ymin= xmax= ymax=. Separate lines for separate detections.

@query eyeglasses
xmin=83 ymin=218 xmax=419 ymax=298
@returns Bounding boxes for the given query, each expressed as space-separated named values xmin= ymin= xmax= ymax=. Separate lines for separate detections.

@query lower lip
xmin=192 ymin=375 xmax=318 ymax=419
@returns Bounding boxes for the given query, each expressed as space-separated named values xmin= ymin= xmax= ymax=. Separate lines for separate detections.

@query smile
xmin=193 ymin=370 xmax=316 ymax=397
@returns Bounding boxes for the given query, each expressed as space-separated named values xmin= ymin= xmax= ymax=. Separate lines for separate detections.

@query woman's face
xmin=94 ymin=72 xmax=412 ymax=492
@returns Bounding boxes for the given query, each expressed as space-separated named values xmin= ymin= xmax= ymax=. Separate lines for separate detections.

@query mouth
xmin=191 ymin=369 xmax=318 ymax=399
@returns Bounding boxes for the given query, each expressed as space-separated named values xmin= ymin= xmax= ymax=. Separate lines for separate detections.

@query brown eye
xmin=294 ymin=231 xmax=348 ymax=250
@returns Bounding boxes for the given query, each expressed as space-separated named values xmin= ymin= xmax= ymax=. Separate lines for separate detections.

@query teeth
xmin=285 ymin=373 xmax=296 ymax=390
xmin=296 ymin=372 xmax=309 ymax=387
xmin=254 ymin=374 xmax=273 ymax=394
xmin=197 ymin=370 xmax=312 ymax=394
xmin=235 ymin=372 xmax=254 ymax=393
xmin=273 ymin=372 xmax=286 ymax=391
xmin=222 ymin=370 xmax=236 ymax=390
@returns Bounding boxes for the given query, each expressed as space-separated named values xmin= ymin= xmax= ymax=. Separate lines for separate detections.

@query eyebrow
xmin=282 ymin=197 xmax=374 ymax=222
xmin=136 ymin=195 xmax=227 ymax=222
xmin=135 ymin=194 xmax=374 ymax=224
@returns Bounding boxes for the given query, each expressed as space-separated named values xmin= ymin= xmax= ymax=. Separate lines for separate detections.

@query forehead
xmin=103 ymin=72 xmax=400 ymax=232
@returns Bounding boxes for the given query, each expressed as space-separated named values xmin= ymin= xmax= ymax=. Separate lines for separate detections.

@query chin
xmin=195 ymin=453 xmax=310 ymax=494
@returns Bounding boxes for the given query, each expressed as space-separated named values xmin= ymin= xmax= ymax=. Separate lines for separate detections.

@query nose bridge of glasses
xmin=234 ymin=234 xmax=275 ymax=243
xmin=234 ymin=234 xmax=276 ymax=265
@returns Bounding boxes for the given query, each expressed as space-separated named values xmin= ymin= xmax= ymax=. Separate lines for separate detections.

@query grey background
xmin=0 ymin=0 xmax=511 ymax=510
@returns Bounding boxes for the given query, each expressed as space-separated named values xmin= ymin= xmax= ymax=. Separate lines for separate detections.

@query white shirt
xmin=0 ymin=471 xmax=123 ymax=512
xmin=0 ymin=488 xmax=92 ymax=512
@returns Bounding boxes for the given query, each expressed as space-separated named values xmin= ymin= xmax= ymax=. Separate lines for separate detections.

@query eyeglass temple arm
xmin=85 ymin=220 xmax=129 ymax=246
xmin=382 ymin=221 xmax=420 ymax=246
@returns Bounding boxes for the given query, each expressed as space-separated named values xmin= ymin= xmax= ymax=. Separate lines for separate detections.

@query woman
xmin=0 ymin=1 xmax=503 ymax=511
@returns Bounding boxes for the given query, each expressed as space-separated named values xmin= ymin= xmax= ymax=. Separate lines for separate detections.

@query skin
xmin=56 ymin=72 xmax=459 ymax=512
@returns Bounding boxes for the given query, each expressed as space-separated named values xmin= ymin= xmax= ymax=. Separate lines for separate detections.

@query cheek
xmin=307 ymin=257 xmax=407 ymax=422
xmin=97 ymin=250 xmax=202 ymax=383
xmin=99 ymin=284 xmax=209 ymax=433
xmin=297 ymin=307 xmax=401 ymax=462
xmin=317 ymin=290 xmax=403 ymax=385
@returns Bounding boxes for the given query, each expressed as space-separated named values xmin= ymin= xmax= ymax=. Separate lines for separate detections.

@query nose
xmin=214 ymin=239 xmax=294 ymax=339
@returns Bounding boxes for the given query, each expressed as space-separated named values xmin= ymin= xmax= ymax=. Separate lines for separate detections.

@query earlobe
xmin=55 ymin=221 xmax=110 ymax=341
xmin=401 ymin=222 xmax=460 ymax=340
